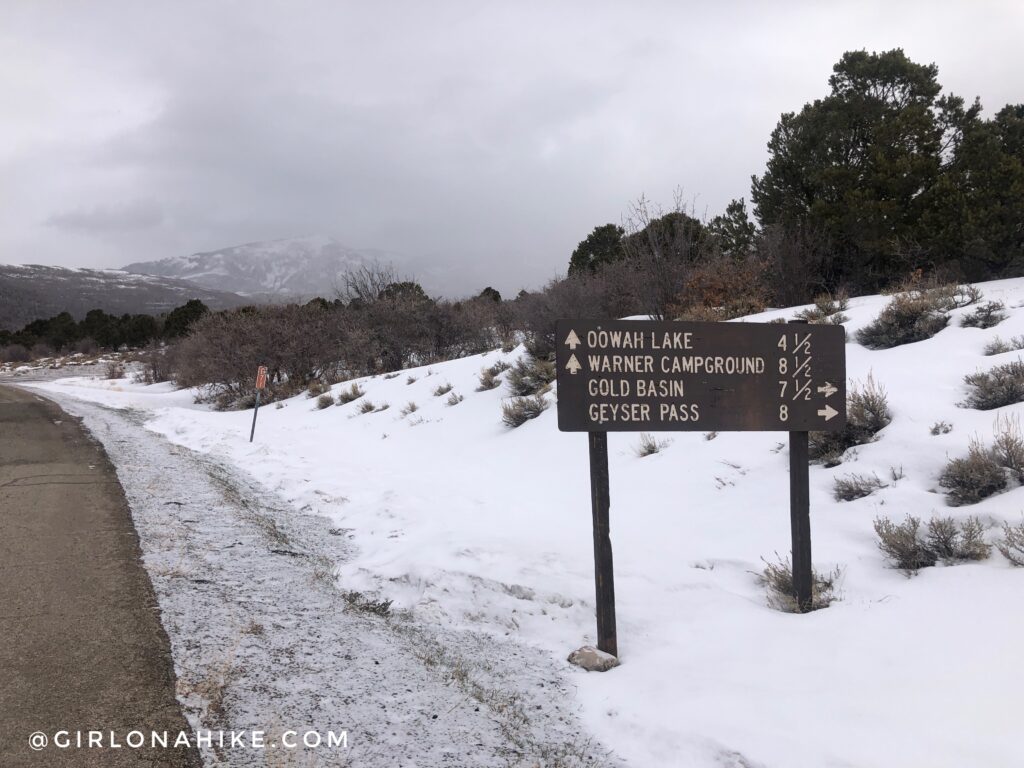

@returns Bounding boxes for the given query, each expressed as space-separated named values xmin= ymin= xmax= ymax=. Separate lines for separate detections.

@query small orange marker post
xmin=250 ymin=365 xmax=268 ymax=442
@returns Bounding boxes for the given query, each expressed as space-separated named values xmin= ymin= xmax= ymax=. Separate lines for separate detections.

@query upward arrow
xmin=564 ymin=329 xmax=581 ymax=349
xmin=565 ymin=354 xmax=582 ymax=375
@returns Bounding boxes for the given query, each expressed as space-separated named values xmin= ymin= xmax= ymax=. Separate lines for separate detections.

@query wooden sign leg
xmin=588 ymin=431 xmax=617 ymax=656
xmin=789 ymin=430 xmax=813 ymax=612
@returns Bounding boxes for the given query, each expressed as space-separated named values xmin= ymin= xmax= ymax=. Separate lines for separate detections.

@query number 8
xmin=780 ymin=405 xmax=789 ymax=421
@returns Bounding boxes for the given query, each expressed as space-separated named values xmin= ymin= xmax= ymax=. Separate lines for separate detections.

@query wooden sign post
xmin=250 ymin=365 xmax=268 ymax=443
xmin=555 ymin=319 xmax=847 ymax=655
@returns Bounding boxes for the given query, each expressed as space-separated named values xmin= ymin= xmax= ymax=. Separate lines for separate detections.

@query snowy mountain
xmin=0 ymin=264 xmax=250 ymax=330
xmin=122 ymin=236 xmax=394 ymax=298
xmin=31 ymin=278 xmax=1024 ymax=767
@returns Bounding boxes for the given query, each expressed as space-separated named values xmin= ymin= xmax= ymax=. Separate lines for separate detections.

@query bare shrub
xmin=336 ymin=382 xmax=365 ymax=404
xmin=635 ymin=433 xmax=670 ymax=457
xmin=316 ymin=393 xmax=334 ymax=409
xmin=926 ymin=516 xmax=991 ymax=562
xmin=856 ymin=284 xmax=951 ymax=349
xmin=446 ymin=392 xmax=464 ymax=406
xmin=833 ymin=473 xmax=886 ymax=501
xmin=960 ymin=301 xmax=1007 ymax=329
xmin=105 ymin=360 xmax=125 ymax=379
xmin=432 ymin=383 xmax=453 ymax=397
xmin=930 ymin=421 xmax=953 ymax=435
xmin=383 ymin=372 xmax=400 ymax=379
xmin=406 ymin=375 xmax=417 ymax=385
xmin=134 ymin=346 xmax=171 ymax=384
xmin=668 ymin=254 xmax=769 ymax=321
xmin=939 ymin=437 xmax=1008 ymax=506
xmin=400 ymin=401 xmax=419 ymax=417
xmin=809 ymin=375 xmax=891 ymax=465
xmin=873 ymin=516 xmax=938 ymax=573
xmin=962 ymin=359 xmax=1024 ymax=410
xmin=506 ymin=356 xmax=556 ymax=397
xmin=984 ymin=335 xmax=1024 ymax=356
xmin=501 ymin=395 xmax=549 ymax=428
xmin=375 ymin=403 xmax=390 ymax=412
xmin=996 ymin=520 xmax=1024 ymax=566
xmin=358 ymin=400 xmax=376 ymax=414
xmin=0 ymin=343 xmax=30 ymax=363
xmin=758 ymin=554 xmax=839 ymax=612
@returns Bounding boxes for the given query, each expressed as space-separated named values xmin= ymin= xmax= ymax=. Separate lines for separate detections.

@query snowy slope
xmin=32 ymin=278 xmax=1024 ymax=768
xmin=0 ymin=263 xmax=250 ymax=330
xmin=122 ymin=236 xmax=395 ymax=298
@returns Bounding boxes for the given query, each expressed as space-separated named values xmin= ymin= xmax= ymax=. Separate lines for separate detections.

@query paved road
xmin=0 ymin=385 xmax=200 ymax=767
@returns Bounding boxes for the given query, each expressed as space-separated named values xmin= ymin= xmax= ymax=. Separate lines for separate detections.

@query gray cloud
xmin=45 ymin=201 xmax=164 ymax=232
xmin=2 ymin=0 xmax=1023 ymax=295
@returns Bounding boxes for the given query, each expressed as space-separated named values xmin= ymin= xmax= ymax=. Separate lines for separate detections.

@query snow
xmin=28 ymin=277 xmax=1024 ymax=767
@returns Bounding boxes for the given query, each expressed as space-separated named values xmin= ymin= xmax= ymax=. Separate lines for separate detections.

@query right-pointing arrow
xmin=817 ymin=404 xmax=838 ymax=421
xmin=564 ymin=329 xmax=581 ymax=350
xmin=565 ymin=354 xmax=582 ymax=375
xmin=817 ymin=382 xmax=838 ymax=398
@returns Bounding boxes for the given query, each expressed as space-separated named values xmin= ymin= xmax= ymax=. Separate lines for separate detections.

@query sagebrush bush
xmin=758 ymin=554 xmax=839 ymax=612
xmin=501 ymin=395 xmax=548 ymax=428
xmin=961 ymin=301 xmax=1006 ymax=329
xmin=432 ymin=383 xmax=453 ymax=397
xmin=962 ymin=359 xmax=1024 ymax=410
xmin=856 ymin=289 xmax=950 ymax=349
xmin=635 ymin=433 xmax=669 ymax=457
xmin=316 ymin=393 xmax=334 ymax=409
xmin=358 ymin=400 xmax=376 ymax=414
xmin=873 ymin=516 xmax=938 ymax=573
xmin=476 ymin=360 xmax=511 ymax=392
xmin=833 ymin=473 xmax=886 ymax=501
xmin=984 ymin=335 xmax=1024 ymax=356
xmin=307 ymin=380 xmax=330 ymax=398
xmin=809 ymin=375 xmax=891 ymax=466
xmin=406 ymin=376 xmax=417 ymax=385
xmin=105 ymin=361 xmax=125 ymax=379
xmin=446 ymin=392 xmax=464 ymax=406
xmin=506 ymin=356 xmax=556 ymax=397
xmin=793 ymin=290 xmax=850 ymax=325
xmin=926 ymin=516 xmax=990 ymax=562
xmin=930 ymin=420 xmax=953 ymax=435
xmin=400 ymin=401 xmax=419 ymax=417
xmin=996 ymin=520 xmax=1024 ymax=566
xmin=337 ymin=383 xmax=365 ymax=404
xmin=939 ymin=438 xmax=1008 ymax=506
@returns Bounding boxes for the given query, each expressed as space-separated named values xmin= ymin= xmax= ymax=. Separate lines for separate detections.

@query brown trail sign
xmin=555 ymin=319 xmax=847 ymax=659
xmin=250 ymin=365 xmax=269 ymax=443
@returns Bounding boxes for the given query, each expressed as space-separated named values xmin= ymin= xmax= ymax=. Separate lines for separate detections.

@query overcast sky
xmin=2 ymin=1 xmax=1022 ymax=295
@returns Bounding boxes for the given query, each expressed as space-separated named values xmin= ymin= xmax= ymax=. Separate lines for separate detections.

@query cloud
xmin=45 ymin=201 xmax=164 ymax=233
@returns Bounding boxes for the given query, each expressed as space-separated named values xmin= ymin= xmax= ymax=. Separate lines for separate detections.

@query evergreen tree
xmin=568 ymin=223 xmax=625 ymax=275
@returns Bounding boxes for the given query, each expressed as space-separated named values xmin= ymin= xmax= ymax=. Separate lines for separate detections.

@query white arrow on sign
xmin=817 ymin=404 xmax=838 ymax=421
xmin=564 ymin=329 xmax=581 ymax=349
xmin=566 ymin=353 xmax=582 ymax=375
xmin=817 ymin=382 xmax=838 ymax=398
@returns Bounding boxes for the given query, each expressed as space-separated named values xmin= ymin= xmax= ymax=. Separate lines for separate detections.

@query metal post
xmin=588 ymin=431 xmax=617 ymax=657
xmin=789 ymin=430 xmax=812 ymax=612
xmin=249 ymin=390 xmax=261 ymax=443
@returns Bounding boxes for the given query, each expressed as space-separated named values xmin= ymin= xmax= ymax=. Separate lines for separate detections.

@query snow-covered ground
xmin=28 ymin=278 xmax=1024 ymax=768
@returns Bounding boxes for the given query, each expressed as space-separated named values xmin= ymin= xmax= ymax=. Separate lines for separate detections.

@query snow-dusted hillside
xmin=0 ymin=263 xmax=250 ymax=330
xmin=123 ymin=236 xmax=396 ymax=298
xmin=31 ymin=278 xmax=1024 ymax=768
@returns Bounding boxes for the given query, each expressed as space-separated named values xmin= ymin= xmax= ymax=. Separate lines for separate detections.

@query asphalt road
xmin=0 ymin=385 xmax=200 ymax=767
